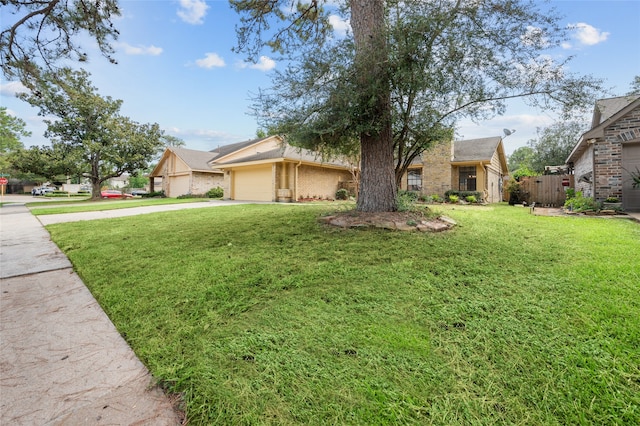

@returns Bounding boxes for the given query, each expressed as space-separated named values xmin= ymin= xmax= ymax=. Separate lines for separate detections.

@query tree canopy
xmin=1 ymin=0 xmax=120 ymax=86
xmin=232 ymin=0 xmax=604 ymax=212
xmin=0 ymin=106 xmax=31 ymax=174
xmin=13 ymin=69 xmax=165 ymax=198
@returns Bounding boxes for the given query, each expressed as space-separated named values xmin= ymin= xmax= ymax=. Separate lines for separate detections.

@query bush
xmin=445 ymin=190 xmax=482 ymax=202
xmin=564 ymin=191 xmax=598 ymax=212
xmin=430 ymin=194 xmax=444 ymax=203
xmin=142 ymin=190 xmax=165 ymax=198
xmin=207 ymin=187 xmax=224 ymax=198
xmin=397 ymin=190 xmax=419 ymax=212
xmin=335 ymin=188 xmax=349 ymax=200
xmin=448 ymin=194 xmax=459 ymax=203
xmin=465 ymin=195 xmax=477 ymax=203
xmin=177 ymin=193 xmax=207 ymax=199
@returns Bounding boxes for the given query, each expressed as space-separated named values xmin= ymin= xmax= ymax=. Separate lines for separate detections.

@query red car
xmin=101 ymin=190 xmax=134 ymax=199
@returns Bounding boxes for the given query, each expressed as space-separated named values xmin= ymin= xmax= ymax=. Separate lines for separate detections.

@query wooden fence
xmin=503 ymin=175 xmax=574 ymax=207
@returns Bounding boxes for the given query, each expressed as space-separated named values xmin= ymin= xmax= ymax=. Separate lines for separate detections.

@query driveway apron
xmin=1 ymin=203 xmax=181 ymax=425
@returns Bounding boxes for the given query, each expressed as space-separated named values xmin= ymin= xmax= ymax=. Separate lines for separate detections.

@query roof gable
xmin=210 ymin=135 xmax=283 ymax=164
xmin=567 ymin=95 xmax=640 ymax=163
xmin=214 ymin=141 xmax=352 ymax=170
xmin=453 ymin=136 xmax=503 ymax=162
xmin=170 ymin=147 xmax=219 ymax=171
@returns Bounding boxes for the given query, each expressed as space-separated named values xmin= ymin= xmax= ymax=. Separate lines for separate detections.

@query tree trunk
xmin=351 ymin=0 xmax=397 ymax=212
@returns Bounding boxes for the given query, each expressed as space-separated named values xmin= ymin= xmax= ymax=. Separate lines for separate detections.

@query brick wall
xmin=297 ymin=165 xmax=352 ymax=200
xmin=421 ymin=140 xmax=452 ymax=196
xmin=594 ymin=106 xmax=640 ymax=202
xmin=191 ymin=172 xmax=224 ymax=195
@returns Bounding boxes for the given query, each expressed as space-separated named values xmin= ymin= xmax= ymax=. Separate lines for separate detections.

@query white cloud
xmin=195 ymin=53 xmax=226 ymax=69
xmin=239 ymin=56 xmax=276 ymax=71
xmin=0 ymin=81 xmax=28 ymax=97
xmin=118 ymin=42 xmax=163 ymax=56
xmin=329 ymin=14 xmax=351 ymax=37
xmin=177 ymin=0 xmax=209 ymax=25
xmin=564 ymin=22 xmax=610 ymax=49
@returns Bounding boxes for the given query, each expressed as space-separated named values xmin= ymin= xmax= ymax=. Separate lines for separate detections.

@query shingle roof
xmin=208 ymin=138 xmax=262 ymax=161
xmin=453 ymin=136 xmax=502 ymax=162
xmin=214 ymin=143 xmax=351 ymax=168
xmin=593 ymin=95 xmax=639 ymax=126
xmin=170 ymin=147 xmax=218 ymax=171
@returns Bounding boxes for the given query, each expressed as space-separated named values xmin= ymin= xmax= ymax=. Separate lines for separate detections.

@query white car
xmin=32 ymin=186 xmax=55 ymax=196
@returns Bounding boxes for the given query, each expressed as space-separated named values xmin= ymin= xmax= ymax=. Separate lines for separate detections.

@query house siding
xmin=572 ymin=145 xmax=594 ymax=197
xmin=486 ymin=150 xmax=504 ymax=203
xmin=217 ymin=137 xmax=281 ymax=163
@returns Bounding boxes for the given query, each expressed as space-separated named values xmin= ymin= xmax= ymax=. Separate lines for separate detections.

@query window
xmin=407 ymin=169 xmax=422 ymax=191
xmin=458 ymin=166 xmax=476 ymax=191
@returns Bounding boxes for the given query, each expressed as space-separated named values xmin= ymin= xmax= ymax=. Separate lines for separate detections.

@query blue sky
xmin=2 ymin=0 xmax=639 ymax=156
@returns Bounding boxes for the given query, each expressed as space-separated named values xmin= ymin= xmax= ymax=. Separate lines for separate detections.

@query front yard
xmin=47 ymin=204 xmax=640 ymax=425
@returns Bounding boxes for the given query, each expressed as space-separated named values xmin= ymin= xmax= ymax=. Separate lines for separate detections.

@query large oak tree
xmin=15 ymin=69 xmax=164 ymax=199
xmin=231 ymin=0 xmax=603 ymax=212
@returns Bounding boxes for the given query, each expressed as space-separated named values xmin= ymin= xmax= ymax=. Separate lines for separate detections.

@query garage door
xmin=622 ymin=142 xmax=640 ymax=211
xmin=233 ymin=165 xmax=273 ymax=201
xmin=170 ymin=175 xmax=190 ymax=198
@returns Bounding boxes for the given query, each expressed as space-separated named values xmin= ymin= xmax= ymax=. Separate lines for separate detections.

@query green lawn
xmin=28 ymin=197 xmax=210 ymax=215
xmin=47 ymin=204 xmax=640 ymax=425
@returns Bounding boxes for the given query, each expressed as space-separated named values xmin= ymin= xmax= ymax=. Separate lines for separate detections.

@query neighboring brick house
xmin=150 ymin=146 xmax=226 ymax=197
xmin=400 ymin=136 xmax=508 ymax=203
xmin=150 ymin=136 xmax=355 ymax=201
xmin=566 ymin=95 xmax=640 ymax=211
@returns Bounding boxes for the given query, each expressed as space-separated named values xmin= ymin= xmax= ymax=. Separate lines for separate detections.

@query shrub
xmin=177 ymin=193 xmax=209 ymax=199
xmin=207 ymin=187 xmax=224 ymax=198
xmin=397 ymin=190 xmax=418 ymax=212
xmin=604 ymin=197 xmax=619 ymax=203
xmin=445 ymin=190 xmax=482 ymax=201
xmin=448 ymin=194 xmax=459 ymax=203
xmin=564 ymin=191 xmax=598 ymax=212
xmin=430 ymin=194 xmax=444 ymax=203
xmin=465 ymin=195 xmax=477 ymax=203
xmin=335 ymin=188 xmax=349 ymax=200
xmin=142 ymin=190 xmax=165 ymax=198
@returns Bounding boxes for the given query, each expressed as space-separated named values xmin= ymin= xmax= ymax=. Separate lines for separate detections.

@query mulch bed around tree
xmin=318 ymin=209 xmax=456 ymax=232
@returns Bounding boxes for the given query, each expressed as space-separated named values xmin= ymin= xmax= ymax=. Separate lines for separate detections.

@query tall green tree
xmin=1 ymin=0 xmax=120 ymax=86
xmin=232 ymin=0 xmax=603 ymax=212
xmin=508 ymin=146 xmax=535 ymax=174
xmin=527 ymin=121 xmax=586 ymax=173
xmin=0 ymin=106 xmax=31 ymax=173
xmin=16 ymin=69 xmax=164 ymax=199
xmin=628 ymin=76 xmax=640 ymax=96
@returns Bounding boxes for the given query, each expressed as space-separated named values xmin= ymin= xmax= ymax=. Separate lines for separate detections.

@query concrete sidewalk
xmin=1 ymin=202 xmax=182 ymax=425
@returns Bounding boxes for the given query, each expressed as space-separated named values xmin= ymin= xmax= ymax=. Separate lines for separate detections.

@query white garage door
xmin=169 ymin=175 xmax=190 ymax=198
xmin=622 ymin=142 xmax=640 ymax=211
xmin=233 ymin=165 xmax=273 ymax=201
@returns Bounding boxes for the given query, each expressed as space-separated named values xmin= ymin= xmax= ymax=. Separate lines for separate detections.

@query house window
xmin=407 ymin=169 xmax=422 ymax=191
xmin=459 ymin=166 xmax=476 ymax=191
